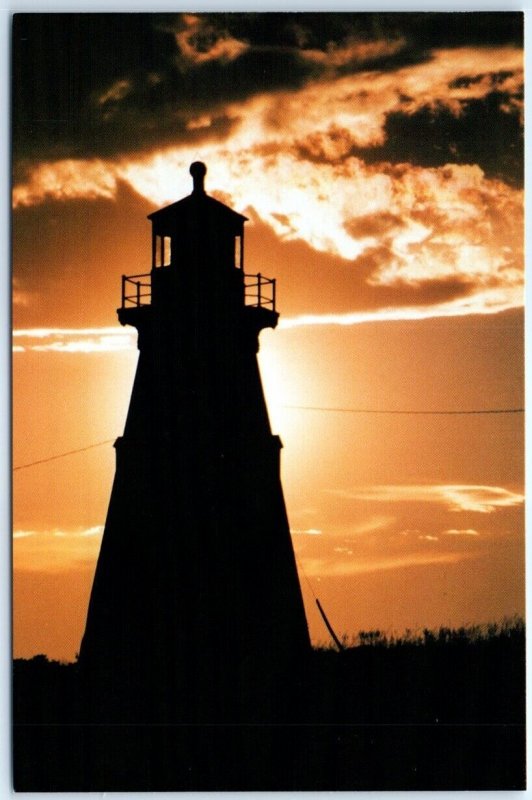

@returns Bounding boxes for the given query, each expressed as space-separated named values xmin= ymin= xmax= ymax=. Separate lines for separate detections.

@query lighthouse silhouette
xmin=79 ymin=162 xmax=310 ymax=722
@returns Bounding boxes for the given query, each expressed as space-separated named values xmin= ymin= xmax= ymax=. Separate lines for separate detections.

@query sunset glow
xmin=13 ymin=13 xmax=524 ymax=661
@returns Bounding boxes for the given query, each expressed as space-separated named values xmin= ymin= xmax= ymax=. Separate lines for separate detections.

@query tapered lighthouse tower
xmin=79 ymin=163 xmax=310 ymax=721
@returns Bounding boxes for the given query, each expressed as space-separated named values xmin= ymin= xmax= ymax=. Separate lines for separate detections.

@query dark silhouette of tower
xmin=79 ymin=162 xmax=310 ymax=721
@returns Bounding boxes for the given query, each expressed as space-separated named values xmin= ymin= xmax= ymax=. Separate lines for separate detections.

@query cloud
xmin=13 ymin=526 xmax=104 ymax=572
xmin=13 ymin=14 xmax=312 ymax=164
xmin=12 ymin=151 xmax=523 ymax=322
xmin=291 ymin=528 xmax=322 ymax=535
xmin=13 ymin=159 xmax=118 ymax=208
xmin=290 ymin=516 xmax=393 ymax=540
xmin=51 ymin=526 xmax=104 ymax=538
xmin=278 ymin=297 xmax=521 ymax=328
xmin=300 ymin=35 xmax=407 ymax=70
xmin=334 ymin=484 xmax=524 ymax=514
xmin=14 ymin=526 xmax=104 ymax=540
xmin=13 ymin=39 xmax=523 ymax=188
xmin=366 ymin=92 xmax=523 ymax=186
xmin=300 ymin=549 xmax=471 ymax=578
xmin=348 ymin=516 xmax=395 ymax=535
xmin=12 ymin=14 xmax=522 ymax=169
xmin=173 ymin=14 xmax=249 ymax=67
xmin=280 ymin=47 xmax=522 ymax=164
xmin=444 ymin=528 xmax=480 ymax=536
xmin=96 ymin=79 xmax=132 ymax=107
xmin=12 ymin=19 xmax=523 ymax=324
xmin=13 ymin=328 xmax=136 ymax=353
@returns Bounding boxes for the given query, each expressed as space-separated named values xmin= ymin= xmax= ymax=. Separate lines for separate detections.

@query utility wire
xmin=294 ymin=550 xmax=318 ymax=601
xmin=13 ymin=439 xmax=115 ymax=471
xmin=13 ymin=404 xmax=524 ymax=472
xmin=281 ymin=405 xmax=524 ymax=416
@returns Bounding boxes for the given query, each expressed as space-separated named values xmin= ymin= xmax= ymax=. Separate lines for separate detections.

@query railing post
xmin=136 ymin=281 xmax=141 ymax=306
xmin=258 ymin=273 xmax=262 ymax=307
xmin=272 ymin=278 xmax=276 ymax=311
xmin=121 ymin=275 xmax=126 ymax=307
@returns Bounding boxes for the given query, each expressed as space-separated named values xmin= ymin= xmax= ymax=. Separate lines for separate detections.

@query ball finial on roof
xmin=190 ymin=161 xmax=207 ymax=194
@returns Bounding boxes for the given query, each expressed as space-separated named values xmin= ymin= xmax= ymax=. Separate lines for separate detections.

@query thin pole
xmin=316 ymin=599 xmax=345 ymax=652
xmin=293 ymin=550 xmax=345 ymax=652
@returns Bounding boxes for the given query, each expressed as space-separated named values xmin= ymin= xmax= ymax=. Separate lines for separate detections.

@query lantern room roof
xmin=147 ymin=162 xmax=248 ymax=232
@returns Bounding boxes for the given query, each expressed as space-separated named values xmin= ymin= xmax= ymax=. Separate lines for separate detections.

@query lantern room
xmin=147 ymin=161 xmax=247 ymax=273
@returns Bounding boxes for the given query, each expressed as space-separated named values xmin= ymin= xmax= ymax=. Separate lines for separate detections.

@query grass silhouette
xmin=13 ymin=616 xmax=525 ymax=791
xmin=310 ymin=616 xmax=524 ymax=724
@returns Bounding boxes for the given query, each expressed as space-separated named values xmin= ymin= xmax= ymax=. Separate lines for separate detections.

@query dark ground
xmin=13 ymin=619 xmax=525 ymax=790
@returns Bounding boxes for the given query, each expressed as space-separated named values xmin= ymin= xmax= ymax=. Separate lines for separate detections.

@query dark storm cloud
xmin=13 ymin=12 xmax=523 ymax=167
xmin=12 ymin=13 xmax=316 ymax=163
xmin=189 ymin=12 xmax=522 ymax=62
xmin=351 ymin=92 xmax=523 ymax=187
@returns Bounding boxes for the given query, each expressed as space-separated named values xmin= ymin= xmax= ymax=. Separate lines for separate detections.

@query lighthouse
xmin=79 ymin=163 xmax=310 ymax=721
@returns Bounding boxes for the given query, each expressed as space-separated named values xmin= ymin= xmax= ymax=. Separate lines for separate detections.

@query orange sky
xmin=12 ymin=13 xmax=524 ymax=661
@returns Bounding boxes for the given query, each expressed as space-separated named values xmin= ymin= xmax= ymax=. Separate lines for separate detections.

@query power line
xmin=294 ymin=550 xmax=318 ymax=601
xmin=281 ymin=405 xmax=524 ymax=416
xmin=13 ymin=439 xmax=115 ymax=471
xmin=12 ymin=404 xmax=524 ymax=472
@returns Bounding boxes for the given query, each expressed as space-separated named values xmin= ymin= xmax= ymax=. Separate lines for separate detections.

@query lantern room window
xmin=235 ymin=234 xmax=243 ymax=269
xmin=153 ymin=235 xmax=171 ymax=268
